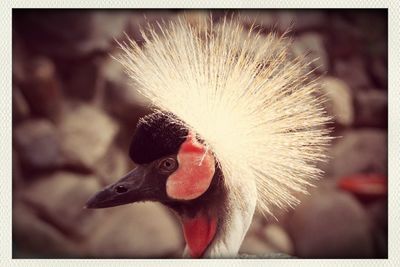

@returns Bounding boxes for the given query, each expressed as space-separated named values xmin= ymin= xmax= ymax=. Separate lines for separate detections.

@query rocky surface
xmin=321 ymin=76 xmax=354 ymax=127
xmin=58 ymin=104 xmax=119 ymax=172
xmin=286 ymin=183 xmax=375 ymax=258
xmin=14 ymin=119 xmax=64 ymax=171
xmin=329 ymin=129 xmax=387 ymax=179
xmin=12 ymin=10 xmax=387 ymax=259
xmin=86 ymin=203 xmax=183 ymax=258
xmin=262 ymin=224 xmax=294 ymax=255
xmin=292 ymin=33 xmax=329 ymax=73
xmin=354 ymin=89 xmax=388 ymax=128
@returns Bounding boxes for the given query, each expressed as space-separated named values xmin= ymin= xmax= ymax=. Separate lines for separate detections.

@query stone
xmin=12 ymin=86 xmax=30 ymax=123
xmin=14 ymin=119 xmax=64 ymax=172
xmin=354 ymin=89 xmax=387 ymax=128
xmin=329 ymin=129 xmax=387 ymax=179
xmin=21 ymin=172 xmax=103 ymax=239
xmin=182 ymin=10 xmax=212 ymax=31
xmin=326 ymin=15 xmax=363 ymax=59
xmin=58 ymin=104 xmax=119 ymax=171
xmin=19 ymin=57 xmax=63 ymax=122
xmin=102 ymin=56 xmax=150 ymax=121
xmin=334 ymin=57 xmax=372 ymax=90
xmin=94 ymin=145 xmax=130 ymax=186
xmin=321 ymin=77 xmax=354 ymax=127
xmin=292 ymin=33 xmax=329 ymax=73
xmin=14 ymin=11 xmax=130 ymax=58
xmin=368 ymin=57 xmax=387 ymax=89
xmin=246 ymin=213 xmax=264 ymax=236
xmin=287 ymin=186 xmax=375 ymax=258
xmin=12 ymin=32 xmax=28 ymax=84
xmin=366 ymin=199 xmax=388 ymax=258
xmin=12 ymin=149 xmax=24 ymax=190
xmin=86 ymin=202 xmax=183 ymax=258
xmin=89 ymin=12 xmax=130 ymax=52
xmin=238 ymin=10 xmax=276 ymax=30
xmin=13 ymin=200 xmax=79 ymax=258
xmin=61 ymin=56 xmax=104 ymax=101
xmin=366 ymin=199 xmax=388 ymax=231
xmin=276 ymin=11 xmax=326 ymax=33
xmin=126 ymin=11 xmax=176 ymax=43
xmin=240 ymin=234 xmax=274 ymax=256
xmin=262 ymin=224 xmax=294 ymax=255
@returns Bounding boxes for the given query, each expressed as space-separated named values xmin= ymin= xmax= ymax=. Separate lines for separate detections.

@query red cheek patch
xmin=166 ymin=132 xmax=215 ymax=200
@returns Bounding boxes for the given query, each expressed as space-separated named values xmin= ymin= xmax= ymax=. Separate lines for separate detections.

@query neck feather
xmin=183 ymin=179 xmax=258 ymax=258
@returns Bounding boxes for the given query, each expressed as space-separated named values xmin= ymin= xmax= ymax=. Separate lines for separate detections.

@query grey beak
xmin=85 ymin=167 xmax=148 ymax=209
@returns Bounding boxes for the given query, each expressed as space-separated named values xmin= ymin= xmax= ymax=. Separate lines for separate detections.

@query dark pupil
xmin=115 ymin=185 xmax=127 ymax=194
xmin=164 ymin=161 xmax=171 ymax=168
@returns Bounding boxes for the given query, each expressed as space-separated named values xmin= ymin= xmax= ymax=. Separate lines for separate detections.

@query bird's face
xmin=84 ymin=155 xmax=180 ymax=208
xmin=86 ymin=112 xmax=224 ymax=258
xmin=86 ymin=112 xmax=218 ymax=208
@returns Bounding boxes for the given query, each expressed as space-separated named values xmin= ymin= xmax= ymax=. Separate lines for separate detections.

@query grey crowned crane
xmin=86 ymin=16 xmax=331 ymax=258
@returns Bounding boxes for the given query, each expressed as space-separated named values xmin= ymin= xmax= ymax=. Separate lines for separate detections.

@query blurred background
xmin=12 ymin=9 xmax=387 ymax=258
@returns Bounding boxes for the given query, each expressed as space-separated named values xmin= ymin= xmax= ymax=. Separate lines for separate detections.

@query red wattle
xmin=182 ymin=213 xmax=217 ymax=258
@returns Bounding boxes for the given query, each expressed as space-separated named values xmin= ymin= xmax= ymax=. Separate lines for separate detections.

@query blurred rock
xmin=366 ymin=199 xmax=388 ymax=231
xmin=102 ymin=56 xmax=150 ymax=121
xmin=12 ymin=32 xmax=28 ymax=84
xmin=329 ymin=129 xmax=387 ymax=178
xmin=58 ymin=104 xmax=118 ymax=171
xmin=182 ymin=10 xmax=211 ymax=31
xmin=13 ymin=200 xmax=78 ymax=257
xmin=14 ymin=11 xmax=130 ymax=59
xmin=13 ymin=149 xmax=23 ymax=190
xmin=94 ymin=145 xmax=129 ymax=185
xmin=61 ymin=57 xmax=104 ymax=101
xmin=287 ymin=186 xmax=374 ymax=258
xmin=321 ymin=77 xmax=354 ymax=127
xmin=240 ymin=234 xmax=274 ymax=255
xmin=126 ymin=11 xmax=176 ymax=43
xmin=354 ymin=89 xmax=387 ymax=128
xmin=14 ymin=119 xmax=64 ymax=172
xmin=334 ymin=57 xmax=371 ymax=90
xmin=12 ymin=86 xmax=30 ymax=123
xmin=276 ymin=11 xmax=326 ymax=33
xmin=368 ymin=57 xmax=387 ymax=89
xmin=326 ymin=14 xmax=363 ymax=59
xmin=292 ymin=33 xmax=328 ymax=73
xmin=21 ymin=172 xmax=102 ymax=239
xmin=19 ymin=57 xmax=63 ymax=122
xmin=367 ymin=199 xmax=388 ymax=258
xmin=238 ymin=10 xmax=276 ymax=29
xmin=86 ymin=202 xmax=183 ymax=258
xmin=247 ymin=213 xmax=264 ymax=235
xmin=263 ymin=224 xmax=294 ymax=255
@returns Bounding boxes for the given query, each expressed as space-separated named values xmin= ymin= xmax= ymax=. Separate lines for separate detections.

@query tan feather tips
xmin=115 ymin=15 xmax=332 ymax=217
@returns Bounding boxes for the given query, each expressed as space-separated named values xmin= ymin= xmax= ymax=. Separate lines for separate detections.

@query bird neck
xmin=181 ymin=179 xmax=258 ymax=258
xmin=205 ymin=180 xmax=257 ymax=258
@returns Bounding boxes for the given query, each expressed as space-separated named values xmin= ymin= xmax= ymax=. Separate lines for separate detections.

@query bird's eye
xmin=115 ymin=185 xmax=128 ymax=194
xmin=158 ymin=157 xmax=178 ymax=173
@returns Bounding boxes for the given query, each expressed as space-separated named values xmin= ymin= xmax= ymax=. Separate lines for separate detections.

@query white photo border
xmin=1 ymin=1 xmax=398 ymax=267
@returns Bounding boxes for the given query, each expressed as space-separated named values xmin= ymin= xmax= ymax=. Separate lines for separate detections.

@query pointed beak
xmin=86 ymin=166 xmax=149 ymax=209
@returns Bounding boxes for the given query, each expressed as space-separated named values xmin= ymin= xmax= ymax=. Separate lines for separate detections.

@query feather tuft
xmin=116 ymin=16 xmax=331 ymax=216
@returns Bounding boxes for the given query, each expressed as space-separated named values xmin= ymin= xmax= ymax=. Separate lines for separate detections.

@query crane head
xmin=86 ymin=111 xmax=224 ymax=258
xmin=85 ymin=17 xmax=332 ymax=258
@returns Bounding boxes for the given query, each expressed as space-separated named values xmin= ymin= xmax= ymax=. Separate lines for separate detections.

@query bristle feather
xmin=116 ymin=17 xmax=331 ymax=216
